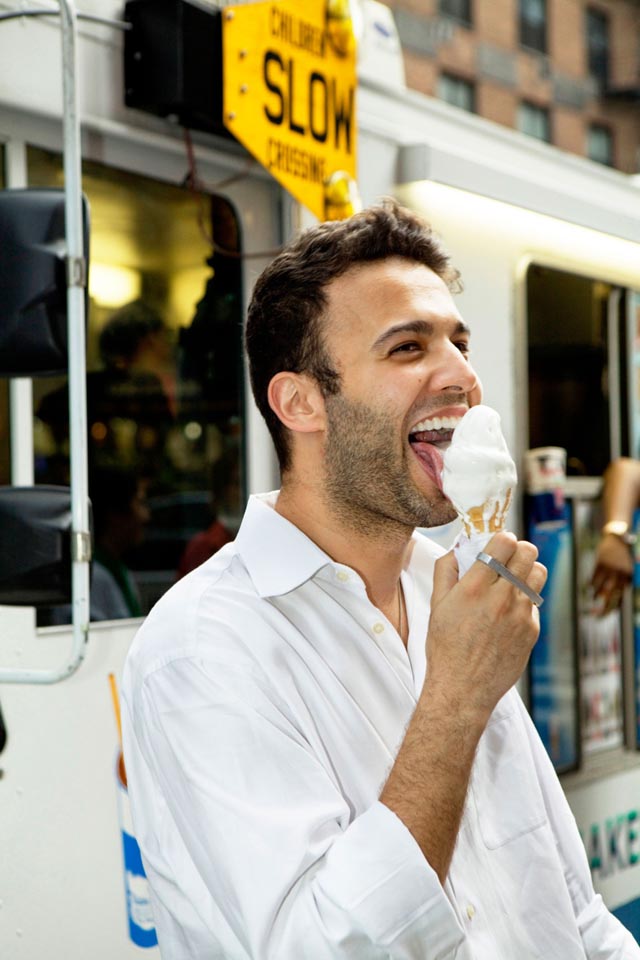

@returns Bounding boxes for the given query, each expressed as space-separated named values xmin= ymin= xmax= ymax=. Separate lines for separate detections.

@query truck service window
xmin=27 ymin=147 xmax=245 ymax=623
xmin=527 ymin=263 xmax=630 ymax=760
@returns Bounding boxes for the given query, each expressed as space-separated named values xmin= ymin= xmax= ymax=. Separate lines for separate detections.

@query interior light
xmin=169 ymin=266 xmax=211 ymax=329
xmin=89 ymin=263 xmax=142 ymax=308
xmin=184 ymin=421 xmax=202 ymax=441
xmin=90 ymin=421 xmax=108 ymax=442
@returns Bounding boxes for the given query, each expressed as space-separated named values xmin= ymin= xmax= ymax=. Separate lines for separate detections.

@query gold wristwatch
xmin=602 ymin=520 xmax=638 ymax=546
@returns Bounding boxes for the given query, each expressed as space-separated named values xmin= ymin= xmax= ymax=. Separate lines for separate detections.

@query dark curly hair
xmin=245 ymin=199 xmax=460 ymax=472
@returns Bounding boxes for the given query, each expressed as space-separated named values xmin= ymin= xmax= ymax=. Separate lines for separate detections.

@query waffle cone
xmin=462 ymin=488 xmax=512 ymax=537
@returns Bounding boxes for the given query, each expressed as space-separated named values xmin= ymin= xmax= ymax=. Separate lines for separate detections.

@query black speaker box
xmin=124 ymin=0 xmax=226 ymax=136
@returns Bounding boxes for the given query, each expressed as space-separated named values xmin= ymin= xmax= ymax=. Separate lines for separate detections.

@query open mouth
xmin=408 ymin=415 xmax=461 ymax=490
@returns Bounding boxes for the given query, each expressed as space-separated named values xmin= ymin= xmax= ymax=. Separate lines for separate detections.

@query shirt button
xmin=336 ymin=570 xmax=350 ymax=582
xmin=373 ymin=622 xmax=385 ymax=634
xmin=466 ymin=904 xmax=475 ymax=920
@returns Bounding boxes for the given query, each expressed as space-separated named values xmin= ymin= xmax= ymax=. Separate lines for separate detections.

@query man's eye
xmin=454 ymin=340 xmax=470 ymax=355
xmin=390 ymin=341 xmax=421 ymax=354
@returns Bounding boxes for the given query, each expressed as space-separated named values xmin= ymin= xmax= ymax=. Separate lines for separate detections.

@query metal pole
xmin=60 ymin=0 xmax=91 ymax=680
xmin=0 ymin=0 xmax=90 ymax=683
xmin=4 ymin=142 xmax=35 ymax=488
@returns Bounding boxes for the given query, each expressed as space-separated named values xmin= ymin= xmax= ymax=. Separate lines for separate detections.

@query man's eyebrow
xmin=371 ymin=318 xmax=470 ymax=350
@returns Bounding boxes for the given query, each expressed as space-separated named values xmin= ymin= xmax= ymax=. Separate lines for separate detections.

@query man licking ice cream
xmin=440 ymin=405 xmax=541 ymax=608
xmin=442 ymin=403 xmax=516 ymax=567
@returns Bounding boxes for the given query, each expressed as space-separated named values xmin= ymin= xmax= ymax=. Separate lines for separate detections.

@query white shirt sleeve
xmin=518 ymin=696 xmax=640 ymax=959
xmin=130 ymin=655 xmax=465 ymax=959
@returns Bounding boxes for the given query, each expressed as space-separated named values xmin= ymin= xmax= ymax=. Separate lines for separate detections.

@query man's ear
xmin=268 ymin=372 xmax=326 ymax=434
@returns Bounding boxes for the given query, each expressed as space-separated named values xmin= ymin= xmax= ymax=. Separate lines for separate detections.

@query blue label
xmin=613 ymin=894 xmax=640 ymax=943
xmin=527 ymin=495 xmax=579 ymax=772
xmin=121 ymin=830 xmax=158 ymax=948
xmin=633 ymin=509 xmax=640 ymax=746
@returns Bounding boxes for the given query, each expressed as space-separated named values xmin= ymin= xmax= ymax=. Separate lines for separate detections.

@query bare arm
xmin=601 ymin=457 xmax=640 ymax=522
xmin=380 ymin=532 xmax=545 ymax=882
xmin=592 ymin=457 xmax=640 ymax=613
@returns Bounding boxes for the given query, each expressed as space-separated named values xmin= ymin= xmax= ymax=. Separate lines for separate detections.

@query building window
xmin=437 ymin=73 xmax=475 ymax=112
xmin=517 ymin=101 xmax=551 ymax=142
xmin=587 ymin=124 xmax=613 ymax=165
xmin=519 ymin=0 xmax=547 ymax=53
xmin=586 ymin=8 xmax=609 ymax=86
xmin=439 ymin=0 xmax=472 ymax=26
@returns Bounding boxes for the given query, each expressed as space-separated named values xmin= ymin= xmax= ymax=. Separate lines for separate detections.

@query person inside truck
xmin=44 ymin=465 xmax=149 ymax=624
xmin=36 ymin=300 xmax=174 ymax=484
xmin=592 ymin=456 xmax=640 ymax=615
xmin=88 ymin=465 xmax=149 ymax=620
xmin=175 ymin=451 xmax=240 ymax=579
xmin=122 ymin=201 xmax=639 ymax=959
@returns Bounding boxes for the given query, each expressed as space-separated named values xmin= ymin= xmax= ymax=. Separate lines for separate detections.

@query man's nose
xmin=429 ymin=341 xmax=479 ymax=395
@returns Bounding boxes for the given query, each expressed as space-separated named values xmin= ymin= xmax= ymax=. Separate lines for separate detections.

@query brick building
xmin=385 ymin=0 xmax=640 ymax=172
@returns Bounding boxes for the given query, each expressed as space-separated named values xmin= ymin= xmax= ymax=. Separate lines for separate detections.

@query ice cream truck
xmin=1 ymin=0 xmax=640 ymax=955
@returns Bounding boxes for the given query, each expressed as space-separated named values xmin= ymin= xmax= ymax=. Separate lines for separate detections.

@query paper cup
xmin=525 ymin=447 xmax=567 ymax=494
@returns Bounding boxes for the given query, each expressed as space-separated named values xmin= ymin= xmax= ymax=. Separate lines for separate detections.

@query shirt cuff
xmin=578 ymin=894 xmax=640 ymax=958
xmin=315 ymin=801 xmax=465 ymax=954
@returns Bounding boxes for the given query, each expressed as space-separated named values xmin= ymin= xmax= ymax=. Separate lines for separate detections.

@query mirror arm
xmin=0 ymin=0 xmax=91 ymax=684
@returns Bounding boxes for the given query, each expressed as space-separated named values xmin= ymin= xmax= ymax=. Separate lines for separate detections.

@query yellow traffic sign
xmin=223 ymin=0 xmax=359 ymax=221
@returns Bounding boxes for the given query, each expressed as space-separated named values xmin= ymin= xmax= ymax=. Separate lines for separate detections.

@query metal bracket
xmin=66 ymin=254 xmax=87 ymax=288
xmin=72 ymin=530 xmax=92 ymax=563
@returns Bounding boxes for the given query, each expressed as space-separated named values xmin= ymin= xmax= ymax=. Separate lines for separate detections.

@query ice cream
xmin=442 ymin=404 xmax=517 ymax=576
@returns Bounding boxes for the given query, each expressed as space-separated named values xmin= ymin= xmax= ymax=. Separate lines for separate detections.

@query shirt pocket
xmin=472 ymin=702 xmax=548 ymax=849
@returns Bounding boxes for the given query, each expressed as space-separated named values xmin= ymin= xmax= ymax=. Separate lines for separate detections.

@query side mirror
xmin=0 ymin=486 xmax=81 ymax=606
xmin=0 ymin=188 xmax=89 ymax=377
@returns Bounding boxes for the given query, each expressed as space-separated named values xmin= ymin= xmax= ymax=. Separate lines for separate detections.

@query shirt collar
xmin=235 ymin=491 xmax=334 ymax=597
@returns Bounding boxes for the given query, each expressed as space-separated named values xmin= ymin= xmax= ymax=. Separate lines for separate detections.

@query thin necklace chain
xmin=397 ymin=580 xmax=404 ymax=640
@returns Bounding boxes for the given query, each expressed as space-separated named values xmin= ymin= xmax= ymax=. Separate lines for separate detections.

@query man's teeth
xmin=411 ymin=415 xmax=461 ymax=432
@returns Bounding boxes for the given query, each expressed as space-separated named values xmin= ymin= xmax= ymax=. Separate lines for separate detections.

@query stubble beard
xmin=323 ymin=392 xmax=457 ymax=536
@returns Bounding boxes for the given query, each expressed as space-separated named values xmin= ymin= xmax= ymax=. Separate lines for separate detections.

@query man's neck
xmin=275 ymin=479 xmax=414 ymax=611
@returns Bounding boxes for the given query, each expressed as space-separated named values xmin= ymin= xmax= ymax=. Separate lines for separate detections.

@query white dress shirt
xmin=122 ymin=492 xmax=639 ymax=959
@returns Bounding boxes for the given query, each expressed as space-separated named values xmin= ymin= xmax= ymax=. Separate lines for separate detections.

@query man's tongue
xmin=411 ymin=440 xmax=445 ymax=490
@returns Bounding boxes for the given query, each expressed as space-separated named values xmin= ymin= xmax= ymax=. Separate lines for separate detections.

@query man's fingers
xmin=472 ymin=532 xmax=538 ymax=583
xmin=441 ymin=532 xmax=546 ymax=607
xmin=469 ymin=533 xmax=545 ymax=605
xmin=480 ymin=531 xmax=518 ymax=565
xmin=432 ymin=550 xmax=460 ymax=608
xmin=503 ymin=540 xmax=539 ymax=581
xmin=528 ymin=560 xmax=548 ymax=596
